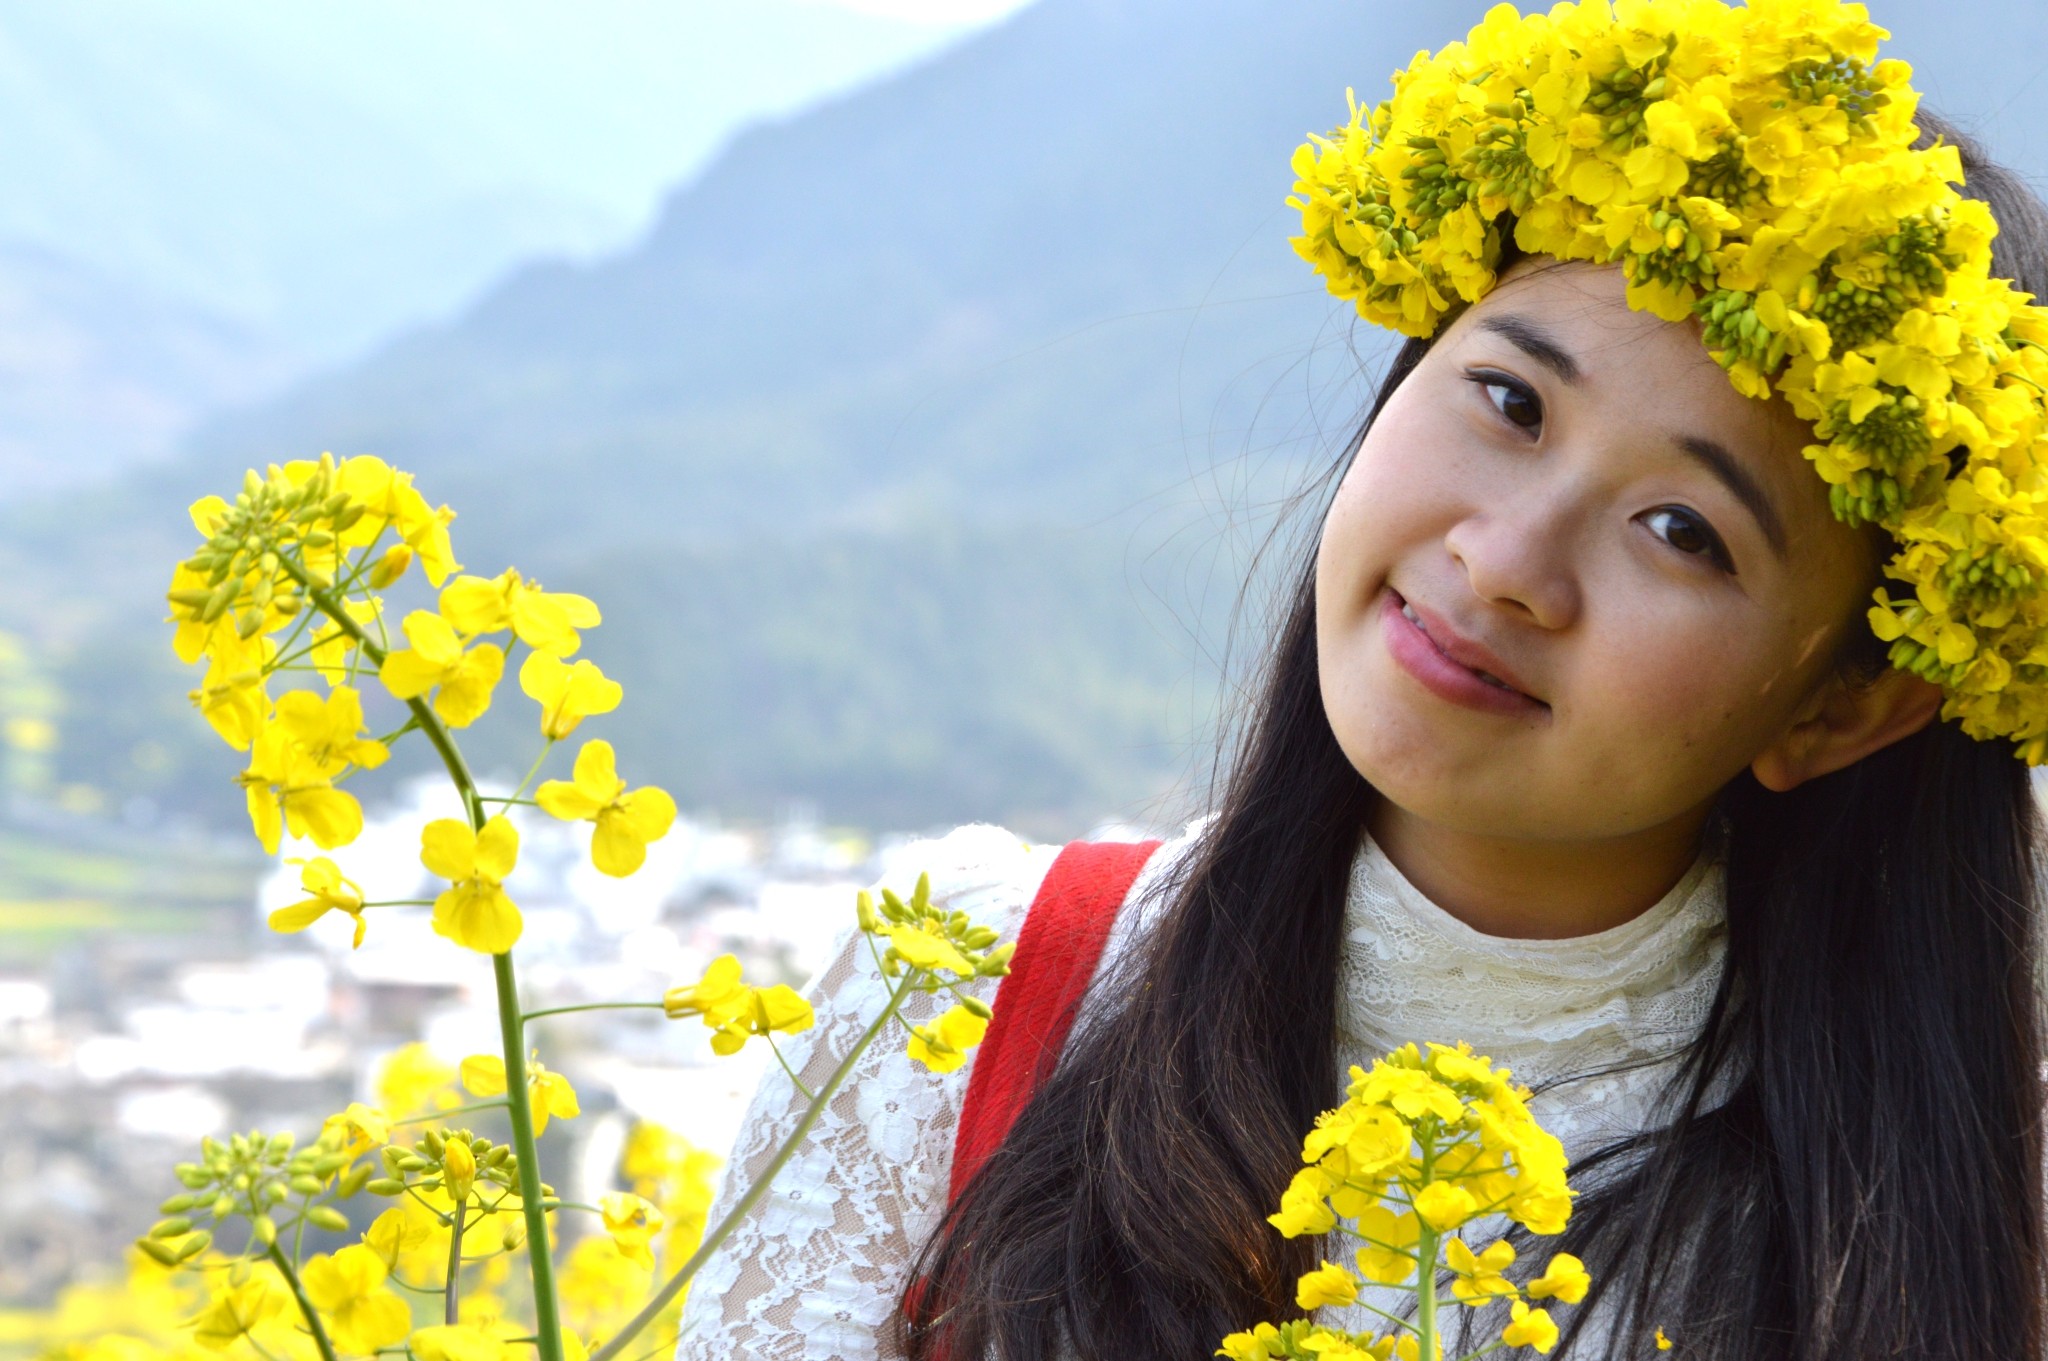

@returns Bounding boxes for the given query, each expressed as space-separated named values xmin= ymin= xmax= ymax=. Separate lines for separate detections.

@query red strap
xmin=947 ymin=838 xmax=1161 ymax=1204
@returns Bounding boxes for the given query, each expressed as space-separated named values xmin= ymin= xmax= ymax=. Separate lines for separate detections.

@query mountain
xmin=0 ymin=0 xmax=992 ymax=491
xmin=13 ymin=0 xmax=2048 ymax=836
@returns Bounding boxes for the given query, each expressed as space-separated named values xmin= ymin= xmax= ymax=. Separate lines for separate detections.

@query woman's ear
xmin=1749 ymin=666 xmax=1945 ymax=792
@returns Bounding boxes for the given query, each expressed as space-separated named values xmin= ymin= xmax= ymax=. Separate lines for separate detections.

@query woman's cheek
xmin=1576 ymin=622 xmax=1785 ymax=784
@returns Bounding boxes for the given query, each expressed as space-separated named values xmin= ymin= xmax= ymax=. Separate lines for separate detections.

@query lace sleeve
xmin=676 ymin=825 xmax=1056 ymax=1361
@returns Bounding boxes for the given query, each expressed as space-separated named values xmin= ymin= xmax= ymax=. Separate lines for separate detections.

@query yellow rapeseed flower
xmin=460 ymin=1050 xmax=581 ymax=1136
xmin=440 ymin=568 xmax=601 ymax=656
xmin=598 ymin=1191 xmax=665 ymax=1268
xmin=375 ymin=1042 xmax=458 ymax=1120
xmin=886 ymin=921 xmax=975 ymax=975
xmin=519 ymin=651 xmax=622 ymax=740
xmin=239 ymin=687 xmax=388 ymax=853
xmin=268 ymin=856 xmax=369 ymax=947
xmin=906 ymin=1002 xmax=988 ymax=1074
xmin=321 ymin=1102 xmax=391 ymax=1160
xmin=663 ymin=954 xmax=815 ymax=1056
xmin=1354 ymin=1204 xmax=1420 ymax=1285
xmin=410 ymin=1323 xmax=510 ymax=1361
xmin=190 ymin=1277 xmax=286 ymax=1350
xmin=1294 ymin=1260 xmax=1360 ymax=1310
xmin=1412 ymin=1182 xmax=1479 ymax=1232
xmin=300 ymin=1244 xmax=410 ymax=1354
xmin=421 ymin=815 xmax=522 ymax=953
xmin=378 ymin=610 xmax=506 ymax=728
xmin=536 ymin=740 xmax=678 ymax=876
xmin=1501 ymin=1301 xmax=1559 ymax=1354
xmin=1525 ymin=1252 xmax=1590 ymax=1305
xmin=1446 ymin=1236 xmax=1518 ymax=1305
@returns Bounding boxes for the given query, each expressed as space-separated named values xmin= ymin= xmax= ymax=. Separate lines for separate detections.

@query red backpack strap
xmin=947 ymin=837 xmax=1162 ymax=1204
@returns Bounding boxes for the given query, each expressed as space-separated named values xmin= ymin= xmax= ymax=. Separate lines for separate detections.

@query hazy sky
xmin=0 ymin=0 xmax=1047 ymax=349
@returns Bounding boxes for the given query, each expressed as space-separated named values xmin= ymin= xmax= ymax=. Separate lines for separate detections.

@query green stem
xmin=765 ymin=1035 xmax=816 ymax=1101
xmin=493 ymin=951 xmax=566 ymax=1361
xmin=508 ymin=739 xmax=555 ymax=804
xmin=286 ymin=567 xmax=562 ymax=1361
xmin=587 ymin=970 xmax=925 ymax=1361
xmin=390 ymin=1099 xmax=508 ymax=1127
xmin=265 ymin=1241 xmax=340 ymax=1361
xmin=1417 ymin=1138 xmax=1439 ymax=1361
xmin=446 ymin=1197 xmax=466 ymax=1324
xmin=522 ymin=1001 xmax=665 ymax=1023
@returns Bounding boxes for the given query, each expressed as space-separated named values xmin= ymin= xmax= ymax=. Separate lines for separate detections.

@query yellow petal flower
xmin=424 ymin=817 xmax=522 ymax=953
xmin=301 ymin=1244 xmax=411 ymax=1355
xmin=887 ymin=922 xmax=975 ymax=975
xmin=519 ymin=651 xmax=623 ymax=740
xmin=599 ymin=1191 xmax=665 ymax=1269
xmin=1294 ymin=1260 xmax=1360 ymax=1309
xmin=191 ymin=1278 xmax=286 ymax=1350
xmin=410 ymin=1324 xmax=509 ymax=1361
xmin=538 ymin=741 xmax=676 ymax=876
xmin=268 ymin=856 xmax=369 ymax=946
xmin=1412 ymin=1181 xmax=1480 ymax=1232
xmin=460 ymin=1054 xmax=508 ymax=1097
xmin=1526 ymin=1252 xmax=1591 ymax=1304
xmin=1501 ymin=1301 xmax=1559 ymax=1354
xmin=906 ymin=1001 xmax=987 ymax=1073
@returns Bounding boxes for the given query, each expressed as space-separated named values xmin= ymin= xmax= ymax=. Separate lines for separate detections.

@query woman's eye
xmin=1643 ymin=506 xmax=1733 ymax=571
xmin=1472 ymin=373 xmax=1542 ymax=432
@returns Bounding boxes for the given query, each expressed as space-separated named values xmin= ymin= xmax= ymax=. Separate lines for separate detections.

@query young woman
xmin=678 ymin=3 xmax=2048 ymax=1356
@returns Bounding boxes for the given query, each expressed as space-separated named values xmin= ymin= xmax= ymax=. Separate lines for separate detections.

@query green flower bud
xmin=306 ymin=1206 xmax=350 ymax=1233
xmin=365 ymin=1178 xmax=408 ymax=1197
xmin=149 ymin=1217 xmax=193 ymax=1239
xmin=136 ymin=1237 xmax=183 ymax=1267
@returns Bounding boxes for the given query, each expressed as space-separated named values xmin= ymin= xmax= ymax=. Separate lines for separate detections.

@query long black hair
xmin=899 ymin=113 xmax=2048 ymax=1360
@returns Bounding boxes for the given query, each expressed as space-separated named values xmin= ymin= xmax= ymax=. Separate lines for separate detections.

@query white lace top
xmin=675 ymin=818 xmax=1728 ymax=1360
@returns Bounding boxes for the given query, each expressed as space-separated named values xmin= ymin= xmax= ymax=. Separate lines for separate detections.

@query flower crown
xmin=1290 ymin=0 xmax=2048 ymax=762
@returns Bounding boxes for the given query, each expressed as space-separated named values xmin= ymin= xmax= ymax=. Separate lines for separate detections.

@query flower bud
xmin=136 ymin=1237 xmax=182 ymax=1267
xmin=175 ymin=1230 xmax=212 ymax=1262
xmin=959 ymin=995 xmax=993 ymax=1020
xmin=149 ymin=1217 xmax=193 ymax=1239
xmin=159 ymin=1193 xmax=198 ymax=1215
xmin=306 ymin=1206 xmax=350 ymax=1233
xmin=442 ymin=1139 xmax=477 ymax=1203
xmin=365 ymin=1178 xmax=408 ymax=1196
xmin=976 ymin=943 xmax=1016 ymax=976
xmin=369 ymin=544 xmax=414 ymax=589
xmin=336 ymin=1165 xmax=373 ymax=1199
xmin=251 ymin=1213 xmax=277 ymax=1246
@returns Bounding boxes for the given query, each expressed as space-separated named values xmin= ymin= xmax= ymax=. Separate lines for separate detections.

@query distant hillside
xmin=14 ymin=0 xmax=2048 ymax=834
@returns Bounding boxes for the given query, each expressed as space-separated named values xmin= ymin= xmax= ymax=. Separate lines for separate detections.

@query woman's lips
xmin=1379 ymin=589 xmax=1549 ymax=718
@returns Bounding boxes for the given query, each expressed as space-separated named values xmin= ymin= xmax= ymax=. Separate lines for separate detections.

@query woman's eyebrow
xmin=1475 ymin=314 xmax=1581 ymax=384
xmin=1675 ymin=433 xmax=1788 ymax=557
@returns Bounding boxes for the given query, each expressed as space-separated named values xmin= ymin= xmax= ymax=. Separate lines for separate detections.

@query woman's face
xmin=1316 ymin=260 xmax=1880 ymax=845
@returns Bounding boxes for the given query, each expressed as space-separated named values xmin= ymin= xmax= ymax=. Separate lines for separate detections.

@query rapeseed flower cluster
xmin=145 ymin=456 xmax=1016 ymax=1361
xmin=165 ymin=454 xmax=659 ymax=954
xmin=1290 ymin=0 xmax=2048 ymax=760
xmin=861 ymin=872 xmax=1014 ymax=1073
xmin=1222 ymin=1043 xmax=1589 ymax=1361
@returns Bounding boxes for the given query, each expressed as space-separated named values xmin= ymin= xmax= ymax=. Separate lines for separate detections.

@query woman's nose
xmin=1442 ymin=500 xmax=1582 ymax=631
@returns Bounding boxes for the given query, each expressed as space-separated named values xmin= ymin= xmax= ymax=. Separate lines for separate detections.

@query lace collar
xmin=1334 ymin=832 xmax=1728 ymax=1156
